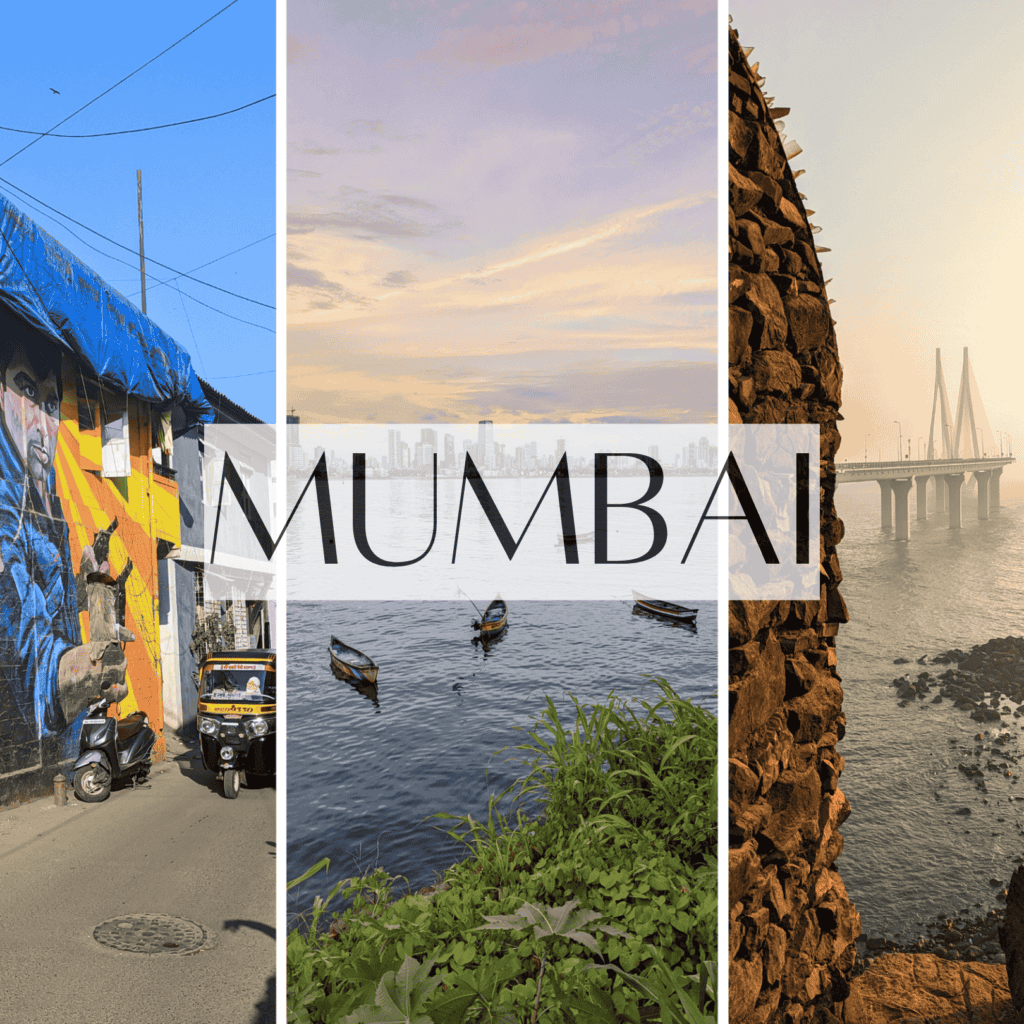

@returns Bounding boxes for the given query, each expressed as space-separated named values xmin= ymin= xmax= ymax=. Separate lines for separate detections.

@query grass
xmin=287 ymin=678 xmax=717 ymax=1023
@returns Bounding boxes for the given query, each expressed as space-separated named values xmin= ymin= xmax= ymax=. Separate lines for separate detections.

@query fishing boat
xmin=554 ymin=530 xmax=596 ymax=548
xmin=328 ymin=636 xmax=379 ymax=684
xmin=631 ymin=591 xmax=698 ymax=623
xmin=473 ymin=595 xmax=508 ymax=641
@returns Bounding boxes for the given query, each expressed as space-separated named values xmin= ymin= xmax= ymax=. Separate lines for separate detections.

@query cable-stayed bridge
xmin=836 ymin=348 xmax=1014 ymax=540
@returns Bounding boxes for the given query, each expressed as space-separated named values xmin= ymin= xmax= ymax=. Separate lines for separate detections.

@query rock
xmin=1000 ymin=865 xmax=1024 ymax=1011
xmin=729 ymin=27 xmax=856 ymax=1024
xmin=838 ymin=952 xmax=1011 ymax=1023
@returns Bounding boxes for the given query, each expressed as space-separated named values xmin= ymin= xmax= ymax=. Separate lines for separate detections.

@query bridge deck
xmin=837 ymin=456 xmax=1014 ymax=482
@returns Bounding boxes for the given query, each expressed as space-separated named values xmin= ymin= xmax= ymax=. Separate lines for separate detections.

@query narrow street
xmin=0 ymin=736 xmax=275 ymax=1024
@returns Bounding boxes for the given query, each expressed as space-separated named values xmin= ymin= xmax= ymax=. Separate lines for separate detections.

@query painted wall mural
xmin=0 ymin=333 xmax=174 ymax=797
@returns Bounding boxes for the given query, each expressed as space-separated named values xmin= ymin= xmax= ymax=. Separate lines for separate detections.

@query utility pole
xmin=136 ymin=169 xmax=147 ymax=314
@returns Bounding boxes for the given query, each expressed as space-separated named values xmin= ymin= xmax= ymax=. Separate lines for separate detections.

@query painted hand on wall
xmin=57 ymin=521 xmax=136 ymax=720
xmin=56 ymin=641 xmax=129 ymax=721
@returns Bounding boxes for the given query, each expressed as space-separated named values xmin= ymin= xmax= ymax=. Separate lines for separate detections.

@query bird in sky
xmin=49 ymin=88 xmax=59 ymax=95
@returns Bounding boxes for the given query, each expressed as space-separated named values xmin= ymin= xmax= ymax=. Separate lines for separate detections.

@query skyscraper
xmin=478 ymin=420 xmax=494 ymax=469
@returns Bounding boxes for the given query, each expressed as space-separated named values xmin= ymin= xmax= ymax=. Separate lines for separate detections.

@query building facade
xmin=0 ymin=192 xmax=212 ymax=804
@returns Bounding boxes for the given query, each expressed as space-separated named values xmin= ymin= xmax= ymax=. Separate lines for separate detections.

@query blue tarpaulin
xmin=0 ymin=191 xmax=212 ymax=424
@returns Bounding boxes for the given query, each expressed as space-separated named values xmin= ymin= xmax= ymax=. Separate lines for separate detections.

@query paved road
xmin=0 ymin=736 xmax=276 ymax=1024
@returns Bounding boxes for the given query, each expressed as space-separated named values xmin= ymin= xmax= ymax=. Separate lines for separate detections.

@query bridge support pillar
xmin=975 ymin=470 xmax=991 ymax=520
xmin=916 ymin=475 xmax=929 ymax=520
xmin=879 ymin=479 xmax=893 ymax=530
xmin=933 ymin=476 xmax=947 ymax=511
xmin=991 ymin=466 xmax=1002 ymax=508
xmin=943 ymin=473 xmax=965 ymax=528
xmin=893 ymin=478 xmax=913 ymax=541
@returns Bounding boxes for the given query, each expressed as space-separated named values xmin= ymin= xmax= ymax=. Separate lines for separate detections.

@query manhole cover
xmin=93 ymin=914 xmax=211 ymax=954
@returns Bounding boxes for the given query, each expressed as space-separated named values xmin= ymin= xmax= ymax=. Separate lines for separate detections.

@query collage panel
xmin=0 ymin=3 xmax=276 ymax=1023
xmin=729 ymin=4 xmax=1022 ymax=1023
xmin=284 ymin=2 xmax=719 ymax=1023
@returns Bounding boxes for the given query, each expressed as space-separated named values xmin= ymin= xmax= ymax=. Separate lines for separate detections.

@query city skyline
xmin=286 ymin=419 xmax=717 ymax=477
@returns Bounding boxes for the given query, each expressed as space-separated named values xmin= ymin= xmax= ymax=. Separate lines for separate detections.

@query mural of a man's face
xmin=0 ymin=345 xmax=60 ymax=486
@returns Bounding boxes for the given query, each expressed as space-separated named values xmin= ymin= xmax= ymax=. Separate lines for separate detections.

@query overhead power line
xmin=207 ymin=369 xmax=275 ymax=379
xmin=0 ymin=174 xmax=274 ymax=309
xmin=5 ymin=189 xmax=274 ymax=333
xmin=130 ymin=233 xmax=275 ymax=299
xmin=171 ymin=283 xmax=275 ymax=333
xmin=1 ymin=0 xmax=241 ymax=168
xmin=0 ymin=94 xmax=274 ymax=139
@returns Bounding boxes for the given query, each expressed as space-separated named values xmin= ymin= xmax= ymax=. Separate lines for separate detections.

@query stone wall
xmin=728 ymin=23 xmax=861 ymax=1024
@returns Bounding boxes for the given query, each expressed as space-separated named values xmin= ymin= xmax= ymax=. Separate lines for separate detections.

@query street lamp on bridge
xmin=864 ymin=433 xmax=871 ymax=462
xmin=894 ymin=420 xmax=902 ymax=461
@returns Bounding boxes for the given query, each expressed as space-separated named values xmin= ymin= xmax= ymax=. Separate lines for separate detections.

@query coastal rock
xmin=838 ymin=952 xmax=1012 ymax=1023
xmin=729 ymin=23 xmax=857 ymax=1024
xmin=1000 ymin=865 xmax=1024 ymax=1012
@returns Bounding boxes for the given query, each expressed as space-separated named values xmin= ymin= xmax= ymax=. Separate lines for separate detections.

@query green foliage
xmin=287 ymin=679 xmax=717 ymax=1024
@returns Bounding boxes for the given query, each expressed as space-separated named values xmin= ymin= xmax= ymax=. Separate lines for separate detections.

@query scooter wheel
xmin=74 ymin=764 xmax=111 ymax=803
xmin=223 ymin=769 xmax=241 ymax=799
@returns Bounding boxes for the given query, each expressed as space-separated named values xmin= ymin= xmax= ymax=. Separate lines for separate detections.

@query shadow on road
xmin=250 ymin=974 xmax=275 ymax=1024
xmin=176 ymin=756 xmax=221 ymax=794
xmin=223 ymin=918 xmax=276 ymax=941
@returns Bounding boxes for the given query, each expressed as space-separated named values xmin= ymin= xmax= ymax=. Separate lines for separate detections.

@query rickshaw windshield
xmin=201 ymin=668 xmax=275 ymax=700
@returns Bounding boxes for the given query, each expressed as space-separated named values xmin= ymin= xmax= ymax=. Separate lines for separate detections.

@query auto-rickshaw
xmin=196 ymin=650 xmax=276 ymax=799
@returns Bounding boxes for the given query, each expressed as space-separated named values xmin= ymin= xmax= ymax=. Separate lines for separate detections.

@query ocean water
xmin=833 ymin=481 xmax=1024 ymax=940
xmin=286 ymin=599 xmax=716 ymax=922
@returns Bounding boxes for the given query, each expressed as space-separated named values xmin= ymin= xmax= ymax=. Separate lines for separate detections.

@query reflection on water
xmin=835 ymin=484 xmax=1024 ymax=940
xmin=287 ymin=599 xmax=717 ymax=920
xmin=330 ymin=664 xmax=379 ymax=707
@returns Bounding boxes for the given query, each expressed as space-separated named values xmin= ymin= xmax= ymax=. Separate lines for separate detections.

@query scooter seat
xmin=116 ymin=712 xmax=147 ymax=742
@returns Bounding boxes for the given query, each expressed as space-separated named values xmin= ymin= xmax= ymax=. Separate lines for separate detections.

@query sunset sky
xmin=731 ymin=0 xmax=1024 ymax=480
xmin=288 ymin=0 xmax=715 ymax=423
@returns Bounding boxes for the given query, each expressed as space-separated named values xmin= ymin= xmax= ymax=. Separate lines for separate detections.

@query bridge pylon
xmin=926 ymin=348 xmax=953 ymax=460
xmin=952 ymin=347 xmax=995 ymax=459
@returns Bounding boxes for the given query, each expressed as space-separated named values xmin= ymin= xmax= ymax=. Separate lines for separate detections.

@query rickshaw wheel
xmin=223 ymin=769 xmax=241 ymax=799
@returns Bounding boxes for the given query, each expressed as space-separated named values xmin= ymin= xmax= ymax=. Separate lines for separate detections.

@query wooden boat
xmin=473 ymin=595 xmax=508 ymax=640
xmin=554 ymin=530 xmax=596 ymax=548
xmin=328 ymin=636 xmax=379 ymax=684
xmin=631 ymin=591 xmax=698 ymax=623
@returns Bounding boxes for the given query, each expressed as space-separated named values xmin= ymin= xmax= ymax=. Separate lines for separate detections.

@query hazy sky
xmin=731 ymin=1 xmax=1024 ymax=477
xmin=288 ymin=0 xmax=715 ymax=423
xmin=3 ymin=1 xmax=276 ymax=420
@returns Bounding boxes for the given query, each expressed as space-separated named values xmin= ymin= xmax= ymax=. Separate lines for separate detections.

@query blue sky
xmin=2 ymin=0 xmax=276 ymax=421
xmin=288 ymin=0 xmax=716 ymax=424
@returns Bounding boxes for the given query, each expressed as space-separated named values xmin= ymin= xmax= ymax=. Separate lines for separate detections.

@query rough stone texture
xmin=729 ymin=25 xmax=860 ymax=1023
xmin=1000 ymin=865 xmax=1024 ymax=1013
xmin=837 ymin=953 xmax=1013 ymax=1024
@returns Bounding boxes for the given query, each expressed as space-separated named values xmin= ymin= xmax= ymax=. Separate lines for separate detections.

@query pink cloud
xmin=414 ymin=2 xmax=709 ymax=67
xmin=420 ymin=21 xmax=600 ymax=65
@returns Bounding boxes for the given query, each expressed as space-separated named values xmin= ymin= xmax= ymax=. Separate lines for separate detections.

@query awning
xmin=0 ymin=191 xmax=212 ymax=424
